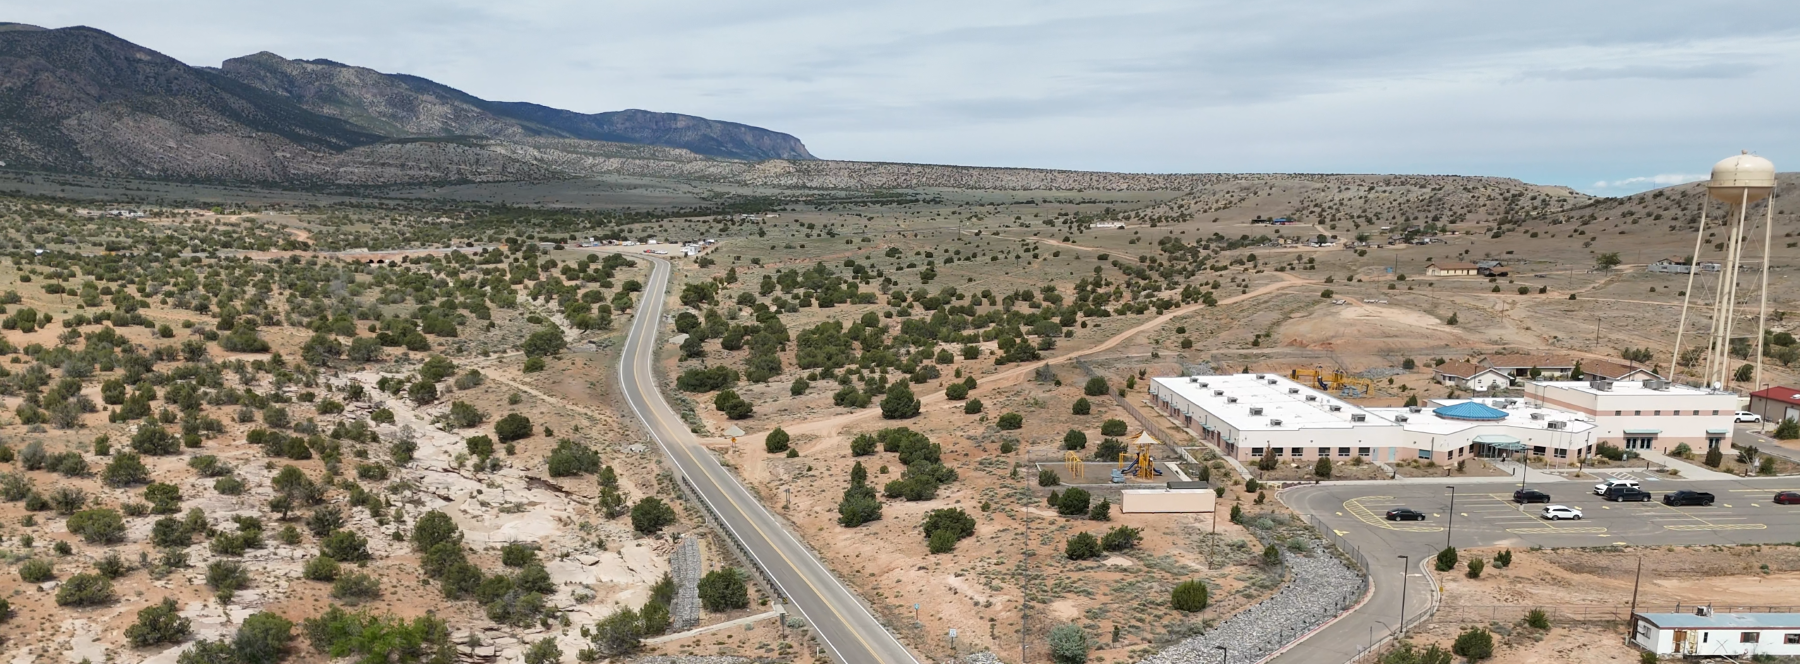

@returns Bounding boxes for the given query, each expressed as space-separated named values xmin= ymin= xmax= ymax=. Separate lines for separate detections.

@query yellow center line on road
xmin=622 ymin=258 xmax=902 ymax=664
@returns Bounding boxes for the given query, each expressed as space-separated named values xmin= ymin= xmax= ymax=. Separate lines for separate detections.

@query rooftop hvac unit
xmin=1198 ymin=382 xmax=1209 ymax=388
xmin=1249 ymin=407 xmax=1264 ymax=416
xmin=1269 ymin=419 xmax=1283 ymax=426
xmin=1254 ymin=374 xmax=1264 ymax=380
xmin=1547 ymin=421 xmax=1566 ymax=430
xmin=1188 ymin=376 xmax=1198 ymax=383
xmin=1697 ymin=606 xmax=1712 ymax=617
xmin=1530 ymin=412 xmax=1545 ymax=420
xmin=1289 ymin=388 xmax=1300 ymax=394
xmin=1408 ymin=406 xmax=1422 ymax=413
xmin=1590 ymin=379 xmax=1614 ymax=391
xmin=1329 ymin=405 xmax=1343 ymax=412
xmin=1305 ymin=395 xmax=1318 ymax=402
xmin=1214 ymin=389 xmax=1225 ymax=397
xmin=1267 ymin=378 xmax=1279 ymax=385
xmin=1645 ymin=379 xmax=1668 ymax=391
xmin=1226 ymin=396 xmax=1238 ymax=403
xmin=1351 ymin=414 xmax=1367 ymax=422
xmin=1394 ymin=414 xmax=1409 ymax=422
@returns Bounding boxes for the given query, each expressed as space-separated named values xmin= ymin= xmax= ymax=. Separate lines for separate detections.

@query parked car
xmin=1385 ymin=508 xmax=1427 ymax=521
xmin=1541 ymin=505 xmax=1584 ymax=520
xmin=1775 ymin=491 xmax=1800 ymax=505
xmin=1513 ymin=489 xmax=1552 ymax=504
xmin=1663 ymin=490 xmax=1716 ymax=507
xmin=1736 ymin=411 xmax=1763 ymax=423
xmin=1594 ymin=478 xmax=1640 ymax=496
xmin=1604 ymin=486 xmax=1653 ymax=502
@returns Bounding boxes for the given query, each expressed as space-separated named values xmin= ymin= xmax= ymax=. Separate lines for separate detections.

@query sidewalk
xmin=1635 ymin=449 xmax=1738 ymax=480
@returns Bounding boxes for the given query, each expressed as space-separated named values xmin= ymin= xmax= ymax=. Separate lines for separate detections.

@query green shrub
xmin=1049 ymin=623 xmax=1090 ymax=664
xmin=1466 ymin=557 xmax=1485 ymax=579
xmin=1171 ymin=580 xmax=1209 ymax=612
xmin=319 ymin=530 xmax=371 ymax=562
xmin=944 ymin=382 xmax=969 ymax=400
xmin=1452 ymin=627 xmax=1494 ymax=661
xmin=331 ymin=573 xmax=383 ymax=605
xmin=102 ymin=452 xmax=150 ymax=486
xmin=1083 ymin=377 xmax=1109 ymax=396
xmin=1101 ymin=525 xmax=1141 ymax=551
xmin=630 ymin=497 xmax=678 ymax=534
xmin=1056 ymin=487 xmax=1092 ymax=516
xmin=1775 ymin=418 xmax=1800 ymax=440
xmin=412 ymin=510 xmax=463 ymax=552
xmin=19 ymin=558 xmax=53 ymax=582
xmin=125 ymin=597 xmax=192 ymax=646
xmin=303 ymin=556 xmax=341 ymax=582
xmin=68 ymin=508 xmax=126 ymax=544
xmin=1100 ymin=419 xmax=1128 ymax=436
xmin=1071 ymin=397 xmax=1091 ymax=415
xmin=698 ymin=569 xmax=748 ymax=612
xmin=928 ymin=528 xmax=959 ymax=554
xmin=1088 ymin=498 xmax=1111 ymax=521
xmin=1435 ymin=546 xmax=1458 ymax=572
xmin=494 ymin=413 xmax=533 ymax=442
xmin=1495 ymin=549 xmax=1513 ymax=568
xmin=880 ymin=383 xmax=921 ymax=419
xmin=206 ymin=561 xmax=250 ymax=600
xmin=502 ymin=543 xmax=539 ymax=568
xmin=764 ymin=427 xmax=790 ymax=453
xmin=1065 ymin=532 xmax=1103 ymax=561
xmin=546 ymin=439 xmax=601 ymax=476
xmin=1063 ymin=429 xmax=1088 ymax=450
xmin=55 ymin=572 xmax=116 ymax=606
xmin=1525 ymin=607 xmax=1550 ymax=630
xmin=997 ymin=412 xmax=1023 ymax=430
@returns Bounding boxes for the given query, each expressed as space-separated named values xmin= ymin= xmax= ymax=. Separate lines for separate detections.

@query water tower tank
xmin=1708 ymin=151 xmax=1776 ymax=204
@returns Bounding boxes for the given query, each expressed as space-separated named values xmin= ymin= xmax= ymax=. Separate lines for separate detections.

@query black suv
xmin=1604 ymin=486 xmax=1653 ymax=502
xmin=1512 ymin=489 xmax=1551 ymax=504
xmin=1663 ymin=490 xmax=1716 ymax=507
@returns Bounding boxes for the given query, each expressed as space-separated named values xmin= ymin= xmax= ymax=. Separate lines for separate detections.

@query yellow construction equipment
xmin=1291 ymin=367 xmax=1376 ymax=397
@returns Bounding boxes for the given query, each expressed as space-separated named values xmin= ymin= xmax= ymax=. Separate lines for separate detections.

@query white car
xmin=1736 ymin=411 xmax=1762 ymax=423
xmin=1542 ymin=505 xmax=1584 ymax=521
xmin=1594 ymin=478 xmax=1640 ymax=495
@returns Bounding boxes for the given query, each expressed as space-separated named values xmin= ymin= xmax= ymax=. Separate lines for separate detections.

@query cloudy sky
xmin=8 ymin=0 xmax=1798 ymax=194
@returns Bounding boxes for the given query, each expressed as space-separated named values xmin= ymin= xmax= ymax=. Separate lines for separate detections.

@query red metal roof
xmin=1751 ymin=386 xmax=1800 ymax=407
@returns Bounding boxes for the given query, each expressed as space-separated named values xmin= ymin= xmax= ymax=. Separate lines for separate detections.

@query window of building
xmin=1272 ymin=448 xmax=1283 ymax=457
xmin=1741 ymin=632 xmax=1759 ymax=643
xmin=1634 ymin=410 xmax=1642 ymax=416
xmin=1338 ymin=447 xmax=1351 ymax=457
xmin=1713 ymin=410 xmax=1720 ymax=415
xmin=1249 ymin=448 xmax=1264 ymax=458
xmin=1418 ymin=450 xmax=1433 ymax=460
xmin=1532 ymin=446 xmax=1546 ymax=456
xmin=1358 ymin=447 xmax=1371 ymax=457
xmin=1554 ymin=448 xmax=1568 ymax=458
xmin=1290 ymin=447 xmax=1304 ymax=458
xmin=1786 ymin=633 xmax=1800 ymax=645
xmin=1614 ymin=410 xmax=1622 ymax=416
xmin=1318 ymin=447 xmax=1331 ymax=458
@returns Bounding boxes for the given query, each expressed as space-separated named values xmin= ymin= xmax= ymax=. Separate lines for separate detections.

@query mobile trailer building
xmin=1634 ymin=612 xmax=1800 ymax=658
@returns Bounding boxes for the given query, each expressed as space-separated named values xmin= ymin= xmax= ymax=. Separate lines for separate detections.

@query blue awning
xmin=1707 ymin=429 xmax=1729 ymax=435
xmin=1622 ymin=429 xmax=1662 ymax=435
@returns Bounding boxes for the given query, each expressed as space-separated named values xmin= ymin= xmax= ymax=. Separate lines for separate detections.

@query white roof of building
xmin=1367 ymin=399 xmax=1595 ymax=436
xmin=1535 ymin=380 xmax=1729 ymax=398
xmin=1151 ymin=374 xmax=1387 ymax=432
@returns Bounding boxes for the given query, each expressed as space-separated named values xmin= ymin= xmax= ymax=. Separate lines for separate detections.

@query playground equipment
xmin=1063 ymin=451 xmax=1083 ymax=479
xmin=1290 ymin=367 xmax=1376 ymax=397
xmin=1117 ymin=431 xmax=1163 ymax=480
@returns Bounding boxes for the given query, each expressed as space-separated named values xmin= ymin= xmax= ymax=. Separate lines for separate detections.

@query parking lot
xmin=1289 ymin=477 xmax=1800 ymax=550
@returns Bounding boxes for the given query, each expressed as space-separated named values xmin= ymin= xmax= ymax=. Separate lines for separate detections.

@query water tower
xmin=1670 ymin=151 xmax=1777 ymax=391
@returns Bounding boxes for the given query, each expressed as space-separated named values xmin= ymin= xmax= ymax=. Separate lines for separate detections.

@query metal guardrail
xmin=678 ymin=474 xmax=787 ymax=603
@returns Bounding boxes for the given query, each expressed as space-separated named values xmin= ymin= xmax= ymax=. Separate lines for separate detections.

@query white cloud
xmin=1589 ymin=173 xmax=1708 ymax=192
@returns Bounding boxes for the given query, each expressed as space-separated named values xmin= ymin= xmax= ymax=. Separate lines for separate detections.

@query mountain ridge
xmin=0 ymin=25 xmax=813 ymax=182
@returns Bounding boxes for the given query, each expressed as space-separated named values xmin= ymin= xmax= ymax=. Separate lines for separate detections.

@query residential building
xmin=1749 ymin=386 xmax=1800 ymax=425
xmin=1525 ymin=379 xmax=1737 ymax=451
xmin=1483 ymin=354 xmax=1577 ymax=379
xmin=1576 ymin=359 xmax=1660 ymax=382
xmin=1432 ymin=361 xmax=1513 ymax=391
xmin=1424 ymin=262 xmax=1479 ymax=276
xmin=1633 ymin=611 xmax=1800 ymax=658
xmin=1647 ymin=258 xmax=1723 ymax=274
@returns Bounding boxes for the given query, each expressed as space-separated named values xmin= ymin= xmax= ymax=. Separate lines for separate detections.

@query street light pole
xmin=1397 ymin=555 xmax=1411 ymax=636
xmin=1444 ymin=486 xmax=1457 ymax=549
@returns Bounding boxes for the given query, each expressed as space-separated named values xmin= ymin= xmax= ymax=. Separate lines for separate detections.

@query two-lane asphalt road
xmin=615 ymin=255 xmax=919 ymax=664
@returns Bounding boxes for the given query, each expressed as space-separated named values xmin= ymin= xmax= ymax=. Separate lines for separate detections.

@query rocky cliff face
xmin=0 ymin=25 xmax=815 ymax=183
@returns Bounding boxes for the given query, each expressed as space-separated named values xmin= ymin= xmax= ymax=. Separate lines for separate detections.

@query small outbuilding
xmin=1633 ymin=610 xmax=1800 ymax=658
xmin=1121 ymin=484 xmax=1216 ymax=514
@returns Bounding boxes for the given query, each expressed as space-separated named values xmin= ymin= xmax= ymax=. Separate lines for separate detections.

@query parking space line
xmin=1343 ymin=496 xmax=1442 ymax=533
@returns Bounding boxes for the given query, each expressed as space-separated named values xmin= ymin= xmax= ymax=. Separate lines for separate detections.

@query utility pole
xmin=1397 ymin=555 xmax=1411 ymax=636
xmin=1626 ymin=556 xmax=1644 ymax=645
xmin=1444 ymin=486 xmax=1457 ymax=549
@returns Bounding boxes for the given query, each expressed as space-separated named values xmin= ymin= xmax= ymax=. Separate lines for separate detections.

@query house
xmin=1576 ymin=359 xmax=1660 ymax=382
xmin=1424 ymin=262 xmax=1479 ymax=276
xmin=1475 ymin=261 xmax=1511 ymax=277
xmin=1482 ymin=354 xmax=1577 ymax=379
xmin=1091 ymin=222 xmax=1127 ymax=229
xmin=1647 ymin=258 xmax=1723 ymax=274
xmin=1633 ymin=610 xmax=1800 ymax=658
xmin=1432 ymin=361 xmax=1513 ymax=391
xmin=1749 ymin=386 xmax=1800 ymax=425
